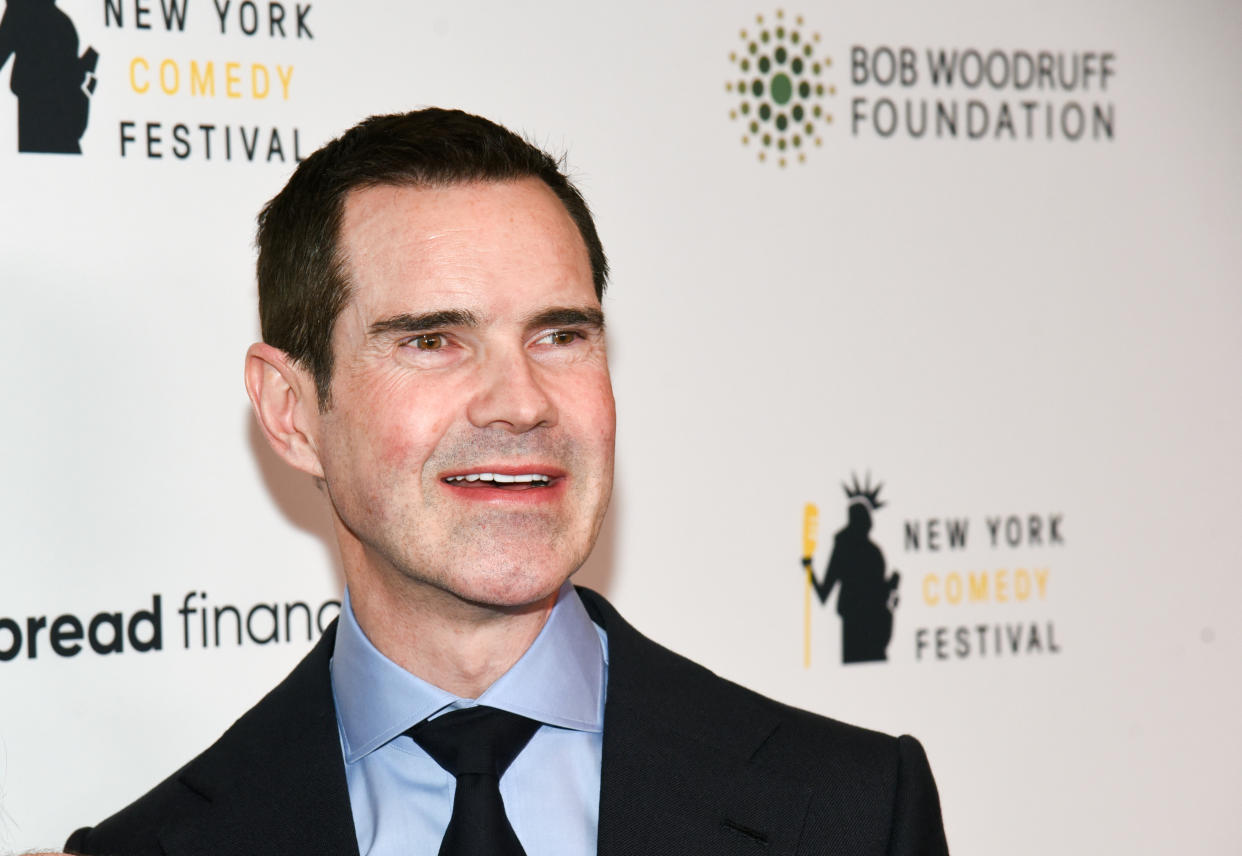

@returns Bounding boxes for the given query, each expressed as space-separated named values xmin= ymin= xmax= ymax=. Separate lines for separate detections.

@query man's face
xmin=313 ymin=178 xmax=614 ymax=609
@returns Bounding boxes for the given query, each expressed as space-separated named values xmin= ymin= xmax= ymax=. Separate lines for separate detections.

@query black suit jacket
xmin=67 ymin=588 xmax=948 ymax=855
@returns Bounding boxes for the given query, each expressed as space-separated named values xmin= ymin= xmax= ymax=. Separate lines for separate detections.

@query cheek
xmin=365 ymin=374 xmax=467 ymax=473
xmin=373 ymin=401 xmax=446 ymax=471
xmin=590 ymin=371 xmax=617 ymax=438
xmin=569 ymin=372 xmax=617 ymax=451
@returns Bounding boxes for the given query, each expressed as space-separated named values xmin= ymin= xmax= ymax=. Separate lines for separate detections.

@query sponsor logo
xmin=848 ymin=46 xmax=1116 ymax=141
xmin=0 ymin=0 xmax=100 ymax=153
xmin=0 ymin=591 xmax=339 ymax=662
xmin=2 ymin=0 xmax=315 ymax=163
xmin=726 ymin=9 xmax=835 ymax=167
xmin=109 ymin=0 xmax=312 ymax=163
xmin=726 ymin=8 xmax=1118 ymax=160
xmin=905 ymin=511 xmax=1063 ymax=662
xmin=801 ymin=473 xmax=1065 ymax=666
xmin=801 ymin=473 xmax=900 ymax=665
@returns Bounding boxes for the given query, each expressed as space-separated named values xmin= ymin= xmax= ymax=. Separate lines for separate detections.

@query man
xmin=66 ymin=109 xmax=949 ymax=855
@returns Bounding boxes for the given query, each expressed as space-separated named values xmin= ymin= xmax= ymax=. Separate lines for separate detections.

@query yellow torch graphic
xmin=801 ymin=502 xmax=819 ymax=668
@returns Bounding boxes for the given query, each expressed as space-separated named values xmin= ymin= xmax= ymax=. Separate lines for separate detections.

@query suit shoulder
xmin=628 ymin=624 xmax=948 ymax=851
xmin=65 ymin=763 xmax=200 ymax=856
xmin=577 ymin=588 xmax=948 ymax=850
xmin=67 ymin=626 xmax=340 ymax=854
xmin=667 ymin=638 xmax=907 ymax=778
xmin=578 ymin=587 xmax=906 ymax=774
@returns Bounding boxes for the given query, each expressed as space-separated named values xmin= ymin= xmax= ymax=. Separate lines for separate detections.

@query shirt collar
xmin=331 ymin=581 xmax=606 ymax=763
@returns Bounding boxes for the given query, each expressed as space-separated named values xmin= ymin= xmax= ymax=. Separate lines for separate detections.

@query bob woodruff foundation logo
xmin=801 ymin=473 xmax=900 ymax=665
xmin=726 ymin=9 xmax=836 ymax=167
xmin=0 ymin=0 xmax=99 ymax=153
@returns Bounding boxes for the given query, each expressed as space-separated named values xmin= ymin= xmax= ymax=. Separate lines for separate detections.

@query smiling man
xmin=66 ymin=109 xmax=948 ymax=856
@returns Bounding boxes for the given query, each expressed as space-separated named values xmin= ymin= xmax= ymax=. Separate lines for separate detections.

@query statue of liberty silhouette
xmin=802 ymin=473 xmax=900 ymax=664
xmin=0 ymin=0 xmax=98 ymax=153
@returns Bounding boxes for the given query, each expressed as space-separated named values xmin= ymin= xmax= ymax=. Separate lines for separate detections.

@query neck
xmin=344 ymin=564 xmax=559 ymax=699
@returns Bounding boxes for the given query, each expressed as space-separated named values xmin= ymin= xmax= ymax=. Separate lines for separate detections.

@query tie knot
xmin=408 ymin=706 xmax=541 ymax=778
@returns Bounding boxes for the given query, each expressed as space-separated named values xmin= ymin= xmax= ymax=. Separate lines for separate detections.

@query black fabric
xmin=408 ymin=706 xmax=540 ymax=855
xmin=66 ymin=587 xmax=949 ymax=856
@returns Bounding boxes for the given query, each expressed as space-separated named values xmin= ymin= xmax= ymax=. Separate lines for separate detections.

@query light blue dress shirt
xmin=330 ymin=583 xmax=609 ymax=856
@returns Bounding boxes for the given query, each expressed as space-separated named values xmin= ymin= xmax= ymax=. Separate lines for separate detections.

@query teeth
xmin=446 ymin=472 xmax=552 ymax=484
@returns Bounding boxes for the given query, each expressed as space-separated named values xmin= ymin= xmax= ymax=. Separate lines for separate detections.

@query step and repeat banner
xmin=2 ymin=1 xmax=1239 ymax=853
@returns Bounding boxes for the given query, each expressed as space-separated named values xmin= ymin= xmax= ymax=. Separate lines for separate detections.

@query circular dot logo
xmin=726 ymin=10 xmax=836 ymax=167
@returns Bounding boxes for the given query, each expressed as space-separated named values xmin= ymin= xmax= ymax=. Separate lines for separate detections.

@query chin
xmin=439 ymin=554 xmax=578 ymax=610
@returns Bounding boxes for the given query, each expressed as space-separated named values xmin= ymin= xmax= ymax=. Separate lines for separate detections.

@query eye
xmin=410 ymin=333 xmax=445 ymax=350
xmin=536 ymin=330 xmax=579 ymax=346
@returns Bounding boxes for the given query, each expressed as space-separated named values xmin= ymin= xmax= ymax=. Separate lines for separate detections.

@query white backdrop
xmin=2 ymin=1 xmax=1240 ymax=853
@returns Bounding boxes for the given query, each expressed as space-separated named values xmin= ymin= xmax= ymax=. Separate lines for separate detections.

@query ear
xmin=244 ymin=343 xmax=326 ymax=479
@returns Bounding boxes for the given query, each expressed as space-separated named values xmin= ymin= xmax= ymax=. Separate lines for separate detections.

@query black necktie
xmin=408 ymin=705 xmax=542 ymax=856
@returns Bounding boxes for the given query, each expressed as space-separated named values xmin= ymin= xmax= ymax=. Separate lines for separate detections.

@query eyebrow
xmin=523 ymin=306 xmax=606 ymax=331
xmin=367 ymin=309 xmax=480 ymax=337
xmin=367 ymin=306 xmax=605 ymax=338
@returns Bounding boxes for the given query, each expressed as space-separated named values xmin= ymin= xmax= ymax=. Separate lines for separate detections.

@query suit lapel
xmin=158 ymin=623 xmax=360 ymax=856
xmin=579 ymin=589 xmax=814 ymax=856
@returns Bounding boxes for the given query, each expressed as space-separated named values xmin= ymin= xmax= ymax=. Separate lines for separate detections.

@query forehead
xmin=337 ymin=178 xmax=595 ymax=318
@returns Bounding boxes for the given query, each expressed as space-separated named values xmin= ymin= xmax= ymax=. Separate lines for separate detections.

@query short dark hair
xmin=255 ymin=108 xmax=609 ymax=408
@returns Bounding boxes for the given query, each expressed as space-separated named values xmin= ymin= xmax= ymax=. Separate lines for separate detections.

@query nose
xmin=466 ymin=346 xmax=557 ymax=433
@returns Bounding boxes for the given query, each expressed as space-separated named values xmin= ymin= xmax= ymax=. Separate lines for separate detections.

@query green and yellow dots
xmin=727 ymin=10 xmax=834 ymax=166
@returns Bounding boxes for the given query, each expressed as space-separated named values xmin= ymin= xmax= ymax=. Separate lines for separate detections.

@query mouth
xmin=441 ymin=471 xmax=559 ymax=491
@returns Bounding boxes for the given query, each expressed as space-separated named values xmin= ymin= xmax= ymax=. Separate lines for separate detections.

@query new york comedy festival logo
xmin=0 ymin=0 xmax=99 ymax=153
xmin=801 ymin=473 xmax=901 ymax=665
